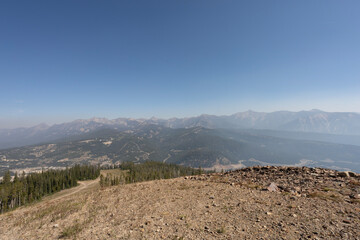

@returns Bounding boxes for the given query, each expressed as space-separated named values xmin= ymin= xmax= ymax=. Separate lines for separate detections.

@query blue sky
xmin=1 ymin=1 xmax=360 ymax=128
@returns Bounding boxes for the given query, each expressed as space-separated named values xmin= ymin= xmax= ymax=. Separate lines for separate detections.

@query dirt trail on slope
xmin=42 ymin=178 xmax=100 ymax=203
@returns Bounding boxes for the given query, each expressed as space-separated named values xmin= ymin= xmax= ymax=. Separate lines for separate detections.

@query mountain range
xmin=1 ymin=110 xmax=360 ymax=150
xmin=1 ymin=110 xmax=360 ymax=175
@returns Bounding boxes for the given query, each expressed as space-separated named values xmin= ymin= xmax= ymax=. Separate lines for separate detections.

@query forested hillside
xmin=0 ymin=165 xmax=100 ymax=213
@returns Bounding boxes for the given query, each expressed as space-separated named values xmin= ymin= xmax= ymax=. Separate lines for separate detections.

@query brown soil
xmin=0 ymin=166 xmax=359 ymax=240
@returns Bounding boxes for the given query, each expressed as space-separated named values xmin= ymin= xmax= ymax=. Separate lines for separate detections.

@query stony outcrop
xmin=189 ymin=166 xmax=360 ymax=204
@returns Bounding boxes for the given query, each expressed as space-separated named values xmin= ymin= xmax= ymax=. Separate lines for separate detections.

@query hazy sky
xmin=1 ymin=1 xmax=360 ymax=128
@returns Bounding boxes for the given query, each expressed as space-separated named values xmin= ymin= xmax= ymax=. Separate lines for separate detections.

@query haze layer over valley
xmin=1 ymin=110 xmax=360 ymax=175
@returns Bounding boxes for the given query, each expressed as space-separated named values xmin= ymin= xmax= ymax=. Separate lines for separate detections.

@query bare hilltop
xmin=1 ymin=166 xmax=360 ymax=240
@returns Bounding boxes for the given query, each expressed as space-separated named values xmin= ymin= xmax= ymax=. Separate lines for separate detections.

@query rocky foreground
xmin=1 ymin=166 xmax=360 ymax=239
xmin=192 ymin=166 xmax=360 ymax=204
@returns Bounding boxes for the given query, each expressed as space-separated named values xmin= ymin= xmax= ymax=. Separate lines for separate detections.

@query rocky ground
xmin=0 ymin=166 xmax=359 ymax=239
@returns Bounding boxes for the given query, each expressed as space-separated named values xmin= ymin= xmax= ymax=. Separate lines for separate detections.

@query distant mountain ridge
xmin=1 ymin=110 xmax=360 ymax=149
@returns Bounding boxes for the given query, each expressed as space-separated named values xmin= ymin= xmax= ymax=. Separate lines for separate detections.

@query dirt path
xmin=43 ymin=178 xmax=99 ymax=202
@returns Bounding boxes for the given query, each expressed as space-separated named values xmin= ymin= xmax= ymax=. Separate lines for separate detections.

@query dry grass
xmin=100 ymin=169 xmax=129 ymax=185
xmin=287 ymin=204 xmax=297 ymax=209
xmin=216 ymin=225 xmax=226 ymax=234
xmin=244 ymin=183 xmax=262 ymax=190
xmin=100 ymin=169 xmax=128 ymax=177
xmin=59 ymin=214 xmax=96 ymax=239
xmin=349 ymin=180 xmax=360 ymax=187
xmin=177 ymin=183 xmax=193 ymax=190
xmin=350 ymin=199 xmax=360 ymax=204
xmin=13 ymin=197 xmax=87 ymax=229
xmin=308 ymin=191 xmax=342 ymax=202
xmin=9 ymin=179 xmax=99 ymax=231
xmin=322 ymin=187 xmax=336 ymax=192
xmin=59 ymin=221 xmax=84 ymax=239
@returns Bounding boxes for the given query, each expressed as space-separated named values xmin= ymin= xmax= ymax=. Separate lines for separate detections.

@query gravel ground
xmin=0 ymin=167 xmax=359 ymax=240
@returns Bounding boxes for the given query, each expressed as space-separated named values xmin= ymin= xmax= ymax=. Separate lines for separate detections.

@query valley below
xmin=1 ymin=125 xmax=360 ymax=176
xmin=2 ymin=110 xmax=360 ymax=176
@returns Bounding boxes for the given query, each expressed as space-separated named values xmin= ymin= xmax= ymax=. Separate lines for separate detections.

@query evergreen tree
xmin=0 ymin=164 xmax=100 ymax=214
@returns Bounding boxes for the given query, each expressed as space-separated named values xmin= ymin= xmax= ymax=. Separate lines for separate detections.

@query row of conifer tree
xmin=100 ymin=161 xmax=204 ymax=187
xmin=0 ymin=165 xmax=100 ymax=213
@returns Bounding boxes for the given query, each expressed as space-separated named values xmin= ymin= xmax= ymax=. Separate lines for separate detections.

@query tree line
xmin=0 ymin=165 xmax=100 ymax=213
xmin=100 ymin=161 xmax=206 ymax=187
